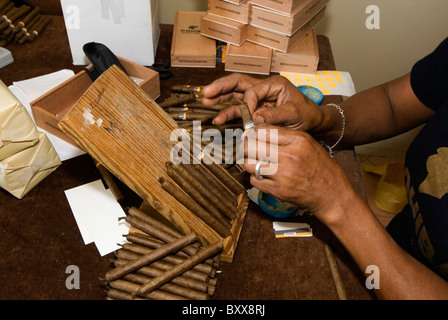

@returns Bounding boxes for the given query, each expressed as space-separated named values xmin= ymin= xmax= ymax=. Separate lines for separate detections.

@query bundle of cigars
xmin=106 ymin=206 xmax=221 ymax=300
xmin=160 ymin=85 xmax=245 ymax=166
xmin=0 ymin=0 xmax=51 ymax=46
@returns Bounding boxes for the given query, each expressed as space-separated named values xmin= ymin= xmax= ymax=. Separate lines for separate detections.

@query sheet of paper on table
xmin=64 ymin=179 xmax=129 ymax=256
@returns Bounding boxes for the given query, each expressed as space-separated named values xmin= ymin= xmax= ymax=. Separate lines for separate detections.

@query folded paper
xmin=0 ymin=132 xmax=61 ymax=199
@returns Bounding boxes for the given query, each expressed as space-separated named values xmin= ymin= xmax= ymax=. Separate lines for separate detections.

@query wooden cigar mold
xmin=59 ymin=66 xmax=249 ymax=267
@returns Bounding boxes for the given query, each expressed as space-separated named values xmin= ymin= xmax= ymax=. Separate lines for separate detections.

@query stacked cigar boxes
xmin=200 ymin=0 xmax=328 ymax=75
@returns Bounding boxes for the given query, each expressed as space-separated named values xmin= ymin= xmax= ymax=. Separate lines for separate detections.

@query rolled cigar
xmin=126 ymin=232 xmax=190 ymax=260
xmin=159 ymin=177 xmax=232 ymax=238
xmin=171 ymin=163 xmax=235 ymax=220
xmin=124 ymin=215 xmax=200 ymax=257
xmin=14 ymin=12 xmax=39 ymax=42
xmin=167 ymin=163 xmax=232 ymax=229
xmin=114 ymin=258 xmax=215 ymax=294
xmin=159 ymin=93 xmax=196 ymax=108
xmin=171 ymin=85 xmax=204 ymax=94
xmin=116 ymin=249 xmax=210 ymax=283
xmin=239 ymin=100 xmax=254 ymax=131
xmin=126 ymin=232 xmax=216 ymax=267
xmin=187 ymin=163 xmax=238 ymax=208
xmin=0 ymin=0 xmax=11 ymax=12
xmin=168 ymin=107 xmax=219 ymax=116
xmin=123 ymin=273 xmax=208 ymax=300
xmin=122 ymin=243 xmax=215 ymax=277
xmin=0 ymin=5 xmax=22 ymax=30
xmin=204 ymin=162 xmax=245 ymax=196
xmin=324 ymin=244 xmax=348 ymax=300
xmin=137 ymin=241 xmax=223 ymax=296
xmin=104 ymin=232 xmax=198 ymax=282
xmin=25 ymin=15 xmax=51 ymax=42
xmin=7 ymin=5 xmax=30 ymax=26
xmin=183 ymin=102 xmax=230 ymax=112
xmin=12 ymin=6 xmax=39 ymax=34
xmin=107 ymin=288 xmax=149 ymax=300
xmin=176 ymin=118 xmax=211 ymax=128
xmin=169 ymin=112 xmax=215 ymax=121
xmin=128 ymin=206 xmax=182 ymax=239
xmin=110 ymin=279 xmax=188 ymax=300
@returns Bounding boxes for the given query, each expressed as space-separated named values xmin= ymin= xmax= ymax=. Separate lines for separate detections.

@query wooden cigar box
xmin=225 ymin=41 xmax=273 ymax=75
xmin=249 ymin=0 xmax=307 ymax=15
xmin=208 ymin=0 xmax=250 ymax=24
xmin=250 ymin=0 xmax=329 ymax=36
xmin=31 ymin=57 xmax=160 ymax=147
xmin=171 ymin=11 xmax=217 ymax=68
xmin=59 ymin=65 xmax=249 ymax=263
xmin=246 ymin=6 xmax=325 ymax=52
xmin=201 ymin=13 xmax=248 ymax=46
xmin=271 ymin=28 xmax=319 ymax=74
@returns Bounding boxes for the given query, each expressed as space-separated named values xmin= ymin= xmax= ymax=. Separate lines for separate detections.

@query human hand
xmin=242 ymin=125 xmax=356 ymax=223
xmin=202 ymin=74 xmax=324 ymax=132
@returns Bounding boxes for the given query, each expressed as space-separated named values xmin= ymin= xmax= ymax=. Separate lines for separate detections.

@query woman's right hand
xmin=202 ymin=73 xmax=325 ymax=133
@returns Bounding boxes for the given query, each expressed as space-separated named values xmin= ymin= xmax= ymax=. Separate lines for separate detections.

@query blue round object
xmin=258 ymin=191 xmax=299 ymax=218
xmin=297 ymin=85 xmax=324 ymax=105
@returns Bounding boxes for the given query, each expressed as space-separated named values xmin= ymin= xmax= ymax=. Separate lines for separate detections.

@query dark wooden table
xmin=0 ymin=21 xmax=374 ymax=300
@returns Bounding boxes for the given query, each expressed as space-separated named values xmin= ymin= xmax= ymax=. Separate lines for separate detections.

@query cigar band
xmin=194 ymin=87 xmax=201 ymax=93
xmin=33 ymin=30 xmax=38 ymax=36
xmin=1 ymin=15 xmax=7 ymax=22
xmin=181 ymin=107 xmax=188 ymax=111
xmin=194 ymin=151 xmax=205 ymax=160
xmin=179 ymin=112 xmax=187 ymax=120
xmin=243 ymin=121 xmax=255 ymax=131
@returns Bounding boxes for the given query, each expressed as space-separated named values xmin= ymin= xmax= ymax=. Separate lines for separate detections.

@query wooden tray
xmin=59 ymin=65 xmax=248 ymax=263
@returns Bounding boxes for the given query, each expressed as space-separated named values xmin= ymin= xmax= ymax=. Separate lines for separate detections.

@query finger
xmin=244 ymin=157 xmax=278 ymax=180
xmin=202 ymin=73 xmax=260 ymax=104
xmin=243 ymin=124 xmax=300 ymax=146
xmin=243 ymin=129 xmax=280 ymax=163
xmin=212 ymin=104 xmax=241 ymax=125
xmin=243 ymin=75 xmax=292 ymax=112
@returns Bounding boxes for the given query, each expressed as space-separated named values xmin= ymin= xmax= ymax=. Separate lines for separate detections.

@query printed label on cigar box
xmin=247 ymin=7 xmax=325 ymax=52
xmin=201 ymin=13 xmax=247 ymax=46
xmin=271 ymin=28 xmax=319 ymax=74
xmin=208 ymin=0 xmax=250 ymax=24
xmin=250 ymin=0 xmax=307 ymax=15
xmin=250 ymin=0 xmax=329 ymax=36
xmin=225 ymin=41 xmax=272 ymax=75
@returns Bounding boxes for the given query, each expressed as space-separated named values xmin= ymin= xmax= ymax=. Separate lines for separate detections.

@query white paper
xmin=61 ymin=0 xmax=160 ymax=66
xmin=8 ymin=70 xmax=86 ymax=161
xmin=64 ymin=179 xmax=129 ymax=256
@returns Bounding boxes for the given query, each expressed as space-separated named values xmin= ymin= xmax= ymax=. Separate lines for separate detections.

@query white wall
xmin=159 ymin=0 xmax=448 ymax=158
